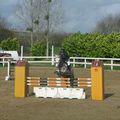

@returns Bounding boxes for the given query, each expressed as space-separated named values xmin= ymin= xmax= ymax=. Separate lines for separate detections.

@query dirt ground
xmin=0 ymin=67 xmax=120 ymax=120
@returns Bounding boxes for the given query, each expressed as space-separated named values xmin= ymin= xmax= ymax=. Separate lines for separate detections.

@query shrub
xmin=31 ymin=41 xmax=46 ymax=56
xmin=0 ymin=38 xmax=20 ymax=50
xmin=62 ymin=32 xmax=120 ymax=58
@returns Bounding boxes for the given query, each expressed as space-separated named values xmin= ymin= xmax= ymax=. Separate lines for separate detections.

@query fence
xmin=1 ymin=56 xmax=120 ymax=81
xmin=0 ymin=56 xmax=120 ymax=70
xmin=0 ymin=45 xmax=120 ymax=70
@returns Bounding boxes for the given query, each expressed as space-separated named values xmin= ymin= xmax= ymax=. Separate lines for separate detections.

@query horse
xmin=54 ymin=55 xmax=74 ymax=87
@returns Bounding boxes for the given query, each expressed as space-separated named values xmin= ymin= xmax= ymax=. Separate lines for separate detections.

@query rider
xmin=58 ymin=48 xmax=69 ymax=68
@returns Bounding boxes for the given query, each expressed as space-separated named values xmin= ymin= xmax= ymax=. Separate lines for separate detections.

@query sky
xmin=0 ymin=0 xmax=120 ymax=33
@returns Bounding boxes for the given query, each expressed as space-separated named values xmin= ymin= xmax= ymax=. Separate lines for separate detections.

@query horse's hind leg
xmin=69 ymin=73 xmax=74 ymax=87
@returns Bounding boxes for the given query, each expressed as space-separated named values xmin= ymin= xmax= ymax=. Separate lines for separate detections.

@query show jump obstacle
xmin=15 ymin=60 xmax=104 ymax=100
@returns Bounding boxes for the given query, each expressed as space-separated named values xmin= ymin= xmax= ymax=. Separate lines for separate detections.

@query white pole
xmin=3 ymin=58 xmax=5 ymax=67
xmin=20 ymin=46 xmax=23 ymax=60
xmin=5 ymin=60 xmax=10 ymax=81
xmin=111 ymin=60 xmax=113 ymax=70
xmin=73 ymin=58 xmax=75 ymax=67
xmin=84 ymin=59 xmax=87 ymax=69
xmin=51 ymin=45 xmax=54 ymax=65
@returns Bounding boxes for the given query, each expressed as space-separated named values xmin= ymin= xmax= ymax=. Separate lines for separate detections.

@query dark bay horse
xmin=54 ymin=49 xmax=74 ymax=87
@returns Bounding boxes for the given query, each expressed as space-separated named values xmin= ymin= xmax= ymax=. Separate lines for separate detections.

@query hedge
xmin=62 ymin=32 xmax=120 ymax=58
xmin=30 ymin=41 xmax=46 ymax=56
xmin=0 ymin=38 xmax=20 ymax=50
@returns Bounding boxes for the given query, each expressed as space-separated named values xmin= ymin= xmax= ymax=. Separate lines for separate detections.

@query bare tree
xmin=16 ymin=0 xmax=63 ymax=55
xmin=42 ymin=0 xmax=64 ymax=56
xmin=0 ymin=16 xmax=14 ymax=41
xmin=94 ymin=14 xmax=120 ymax=34
xmin=16 ymin=0 xmax=43 ymax=47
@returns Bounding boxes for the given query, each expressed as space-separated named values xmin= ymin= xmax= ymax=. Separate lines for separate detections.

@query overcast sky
xmin=0 ymin=0 xmax=120 ymax=33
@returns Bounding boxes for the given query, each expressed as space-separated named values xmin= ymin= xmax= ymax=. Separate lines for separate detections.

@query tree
xmin=30 ymin=41 xmax=46 ymax=56
xmin=0 ymin=16 xmax=14 ymax=41
xmin=16 ymin=0 xmax=40 ymax=47
xmin=42 ymin=0 xmax=64 ymax=56
xmin=0 ymin=16 xmax=7 ymax=29
xmin=16 ymin=0 xmax=63 ymax=56
xmin=94 ymin=14 xmax=120 ymax=34
xmin=0 ymin=38 xmax=20 ymax=50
